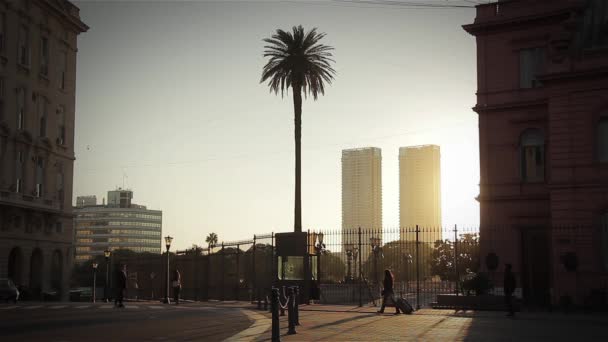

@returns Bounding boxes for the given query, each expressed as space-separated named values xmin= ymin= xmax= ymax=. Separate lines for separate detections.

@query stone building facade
xmin=0 ymin=0 xmax=87 ymax=300
xmin=464 ymin=0 xmax=608 ymax=306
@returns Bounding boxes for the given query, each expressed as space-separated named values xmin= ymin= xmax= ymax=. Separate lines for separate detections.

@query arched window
xmin=520 ymin=129 xmax=545 ymax=182
xmin=598 ymin=117 xmax=608 ymax=163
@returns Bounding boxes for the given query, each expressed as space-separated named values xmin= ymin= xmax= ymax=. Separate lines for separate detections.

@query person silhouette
xmin=504 ymin=263 xmax=516 ymax=317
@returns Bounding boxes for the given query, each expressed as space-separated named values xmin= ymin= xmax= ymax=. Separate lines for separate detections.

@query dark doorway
xmin=521 ymin=228 xmax=551 ymax=307
xmin=51 ymin=250 xmax=63 ymax=292
xmin=8 ymin=247 xmax=23 ymax=285
xmin=30 ymin=248 xmax=44 ymax=298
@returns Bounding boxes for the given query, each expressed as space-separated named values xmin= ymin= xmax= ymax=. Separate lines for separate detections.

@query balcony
xmin=0 ymin=190 xmax=62 ymax=213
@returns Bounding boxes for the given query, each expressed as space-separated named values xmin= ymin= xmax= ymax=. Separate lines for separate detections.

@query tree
xmin=319 ymin=251 xmax=346 ymax=283
xmin=430 ymin=233 xmax=480 ymax=281
xmin=261 ymin=25 xmax=336 ymax=232
xmin=205 ymin=233 xmax=218 ymax=250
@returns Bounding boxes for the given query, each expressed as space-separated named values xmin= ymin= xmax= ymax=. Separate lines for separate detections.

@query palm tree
xmin=205 ymin=232 xmax=218 ymax=250
xmin=261 ymin=25 xmax=336 ymax=233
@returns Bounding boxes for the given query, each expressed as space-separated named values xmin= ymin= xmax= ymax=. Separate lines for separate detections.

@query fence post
xmin=416 ymin=225 xmax=420 ymax=310
xmin=252 ymin=235 xmax=257 ymax=304
xmin=221 ymin=243 xmax=225 ymax=301
xmin=454 ymin=224 xmax=459 ymax=296
xmin=287 ymin=287 xmax=297 ymax=335
xmin=358 ymin=227 xmax=362 ymax=307
xmin=236 ymin=244 xmax=241 ymax=300
xmin=271 ymin=288 xmax=281 ymax=342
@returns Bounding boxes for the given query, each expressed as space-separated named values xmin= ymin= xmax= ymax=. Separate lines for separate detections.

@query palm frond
xmin=261 ymin=25 xmax=336 ymax=100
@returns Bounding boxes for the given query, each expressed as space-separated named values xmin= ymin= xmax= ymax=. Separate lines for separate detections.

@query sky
xmin=73 ymin=0 xmax=480 ymax=250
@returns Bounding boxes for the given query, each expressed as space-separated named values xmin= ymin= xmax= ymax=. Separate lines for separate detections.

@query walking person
xmin=115 ymin=264 xmax=127 ymax=308
xmin=504 ymin=263 xmax=516 ymax=317
xmin=377 ymin=269 xmax=401 ymax=315
xmin=172 ymin=269 xmax=182 ymax=305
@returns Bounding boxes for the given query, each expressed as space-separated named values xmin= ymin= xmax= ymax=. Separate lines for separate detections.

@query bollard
xmin=294 ymin=286 xmax=300 ymax=326
xmin=271 ymin=288 xmax=281 ymax=342
xmin=280 ymin=286 xmax=286 ymax=316
xmin=287 ymin=287 xmax=297 ymax=335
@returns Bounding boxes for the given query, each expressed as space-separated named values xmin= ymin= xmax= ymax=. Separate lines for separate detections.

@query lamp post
xmin=404 ymin=253 xmax=413 ymax=293
xmin=370 ymin=237 xmax=381 ymax=286
xmin=104 ymin=249 xmax=111 ymax=302
xmin=92 ymin=262 xmax=98 ymax=303
xmin=314 ymin=233 xmax=325 ymax=284
xmin=345 ymin=244 xmax=358 ymax=283
xmin=345 ymin=244 xmax=353 ymax=283
xmin=163 ymin=236 xmax=173 ymax=304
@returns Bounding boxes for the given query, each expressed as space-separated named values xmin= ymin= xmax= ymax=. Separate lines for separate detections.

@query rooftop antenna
xmin=122 ymin=168 xmax=129 ymax=189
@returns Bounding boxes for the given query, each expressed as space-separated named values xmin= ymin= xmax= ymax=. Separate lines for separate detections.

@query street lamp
xmin=104 ymin=249 xmax=111 ymax=302
xmin=345 ymin=244 xmax=358 ymax=283
xmin=163 ymin=236 xmax=173 ymax=304
xmin=370 ymin=237 xmax=382 ymax=286
xmin=314 ymin=233 xmax=325 ymax=284
xmin=92 ymin=262 xmax=98 ymax=303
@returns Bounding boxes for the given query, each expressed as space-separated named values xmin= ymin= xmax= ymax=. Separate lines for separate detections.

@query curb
xmin=223 ymin=309 xmax=271 ymax=342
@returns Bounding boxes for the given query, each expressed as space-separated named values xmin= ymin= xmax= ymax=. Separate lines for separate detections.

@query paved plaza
xmin=2 ymin=301 xmax=608 ymax=341
xmin=254 ymin=304 xmax=608 ymax=342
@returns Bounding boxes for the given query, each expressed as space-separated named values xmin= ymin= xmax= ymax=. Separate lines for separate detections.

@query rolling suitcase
xmin=396 ymin=297 xmax=414 ymax=314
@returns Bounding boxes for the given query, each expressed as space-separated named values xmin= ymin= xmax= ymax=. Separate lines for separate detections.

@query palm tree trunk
xmin=293 ymin=83 xmax=303 ymax=233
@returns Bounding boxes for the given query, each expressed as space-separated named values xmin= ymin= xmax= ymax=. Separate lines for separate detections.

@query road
xmin=0 ymin=302 xmax=254 ymax=341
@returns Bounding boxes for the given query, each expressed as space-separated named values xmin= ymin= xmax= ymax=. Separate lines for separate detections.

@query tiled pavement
xmin=251 ymin=304 xmax=608 ymax=341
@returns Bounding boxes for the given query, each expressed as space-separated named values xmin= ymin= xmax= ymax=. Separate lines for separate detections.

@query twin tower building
xmin=341 ymin=145 xmax=441 ymax=253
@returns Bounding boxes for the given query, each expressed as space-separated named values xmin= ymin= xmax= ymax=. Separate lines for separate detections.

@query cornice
xmin=34 ymin=0 xmax=88 ymax=33
xmin=473 ymin=99 xmax=548 ymax=114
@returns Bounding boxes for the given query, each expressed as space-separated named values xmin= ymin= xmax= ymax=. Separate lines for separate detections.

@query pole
xmin=454 ymin=224 xmax=459 ymax=296
xmin=105 ymin=257 xmax=109 ymax=302
xmin=271 ymin=288 xmax=281 ymax=342
xmin=252 ymin=235 xmax=257 ymax=304
xmin=93 ymin=268 xmax=97 ymax=303
xmin=220 ymin=243 xmax=225 ymax=301
xmin=358 ymin=227 xmax=362 ymax=307
xmin=236 ymin=244 xmax=240 ymax=300
xmin=165 ymin=246 xmax=171 ymax=304
xmin=416 ymin=225 xmax=420 ymax=310
xmin=287 ymin=287 xmax=297 ymax=335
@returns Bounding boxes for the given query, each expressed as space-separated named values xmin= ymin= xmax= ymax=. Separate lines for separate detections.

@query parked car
xmin=0 ymin=279 xmax=20 ymax=303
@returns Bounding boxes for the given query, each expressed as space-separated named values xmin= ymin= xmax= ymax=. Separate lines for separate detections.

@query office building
xmin=341 ymin=147 xmax=382 ymax=259
xmin=73 ymin=189 xmax=162 ymax=263
xmin=399 ymin=145 xmax=442 ymax=243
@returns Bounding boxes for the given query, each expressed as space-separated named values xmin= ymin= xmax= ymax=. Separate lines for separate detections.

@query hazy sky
xmin=73 ymin=0 xmax=480 ymax=250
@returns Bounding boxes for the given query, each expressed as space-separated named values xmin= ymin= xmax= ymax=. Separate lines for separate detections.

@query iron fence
xmin=111 ymin=225 xmax=608 ymax=310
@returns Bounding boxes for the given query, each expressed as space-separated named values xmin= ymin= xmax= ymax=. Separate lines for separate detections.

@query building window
xmin=602 ymin=212 xmax=608 ymax=272
xmin=519 ymin=47 xmax=545 ymax=89
xmin=18 ymin=26 xmax=30 ymax=67
xmin=17 ymin=88 xmax=26 ymax=130
xmin=56 ymin=163 xmax=64 ymax=202
xmin=15 ymin=151 xmax=23 ymax=193
xmin=38 ymin=97 xmax=48 ymax=137
xmin=59 ymin=51 xmax=67 ymax=89
xmin=40 ymin=37 xmax=49 ymax=76
xmin=35 ymin=156 xmax=44 ymax=198
xmin=57 ymin=106 xmax=65 ymax=145
xmin=598 ymin=118 xmax=608 ymax=163
xmin=0 ymin=13 xmax=5 ymax=53
xmin=56 ymin=222 xmax=63 ymax=233
xmin=520 ymin=129 xmax=545 ymax=182
xmin=0 ymin=78 xmax=4 ymax=122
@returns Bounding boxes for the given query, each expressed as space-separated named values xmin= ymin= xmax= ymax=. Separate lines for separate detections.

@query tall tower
xmin=399 ymin=145 xmax=442 ymax=243
xmin=342 ymin=147 xmax=382 ymax=259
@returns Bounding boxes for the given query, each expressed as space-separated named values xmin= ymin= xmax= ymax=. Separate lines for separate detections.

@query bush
xmin=461 ymin=272 xmax=493 ymax=296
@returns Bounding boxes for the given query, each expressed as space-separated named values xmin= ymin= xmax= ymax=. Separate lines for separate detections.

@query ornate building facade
xmin=0 ymin=0 xmax=87 ymax=300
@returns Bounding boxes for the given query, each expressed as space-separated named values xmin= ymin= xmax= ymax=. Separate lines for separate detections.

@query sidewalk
xmin=250 ymin=304 xmax=608 ymax=341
